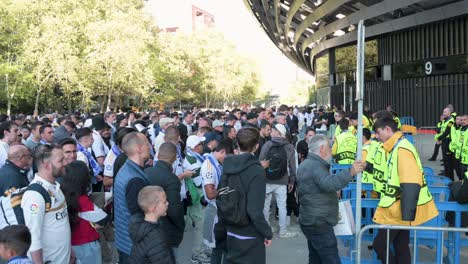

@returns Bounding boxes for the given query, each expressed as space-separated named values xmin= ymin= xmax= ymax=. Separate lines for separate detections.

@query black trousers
xmin=442 ymin=140 xmax=454 ymax=180
xmin=287 ymin=183 xmax=299 ymax=217
xmin=224 ymin=235 xmax=265 ymax=264
xmin=454 ymin=157 xmax=464 ymax=181
xmin=373 ymin=229 xmax=410 ymax=264
xmin=430 ymin=142 xmax=441 ymax=160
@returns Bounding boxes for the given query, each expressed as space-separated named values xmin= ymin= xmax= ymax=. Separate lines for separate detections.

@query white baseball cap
xmin=186 ymin=135 xmax=206 ymax=149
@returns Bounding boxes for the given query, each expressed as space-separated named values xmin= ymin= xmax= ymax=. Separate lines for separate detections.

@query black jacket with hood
xmin=129 ymin=214 xmax=175 ymax=264
xmin=222 ymin=153 xmax=273 ymax=240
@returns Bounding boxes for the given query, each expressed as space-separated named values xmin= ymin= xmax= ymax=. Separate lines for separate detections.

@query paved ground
xmin=175 ymin=133 xmax=467 ymax=264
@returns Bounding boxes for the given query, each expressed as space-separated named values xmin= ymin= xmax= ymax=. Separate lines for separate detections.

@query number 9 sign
xmin=425 ymin=61 xmax=432 ymax=75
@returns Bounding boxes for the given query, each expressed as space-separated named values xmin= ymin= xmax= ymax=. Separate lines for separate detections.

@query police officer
xmin=372 ymin=117 xmax=439 ymax=263
xmin=429 ymin=115 xmax=444 ymax=161
xmin=458 ymin=114 xmax=468 ymax=175
xmin=437 ymin=107 xmax=456 ymax=180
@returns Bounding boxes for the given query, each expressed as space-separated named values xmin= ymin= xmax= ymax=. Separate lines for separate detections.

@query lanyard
xmin=387 ymin=137 xmax=404 ymax=167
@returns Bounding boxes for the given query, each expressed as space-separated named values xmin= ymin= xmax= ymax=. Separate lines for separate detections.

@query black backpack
xmin=216 ymin=165 xmax=255 ymax=227
xmin=265 ymin=143 xmax=288 ymax=180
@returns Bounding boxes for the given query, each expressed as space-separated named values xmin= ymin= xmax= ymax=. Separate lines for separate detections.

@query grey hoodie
xmin=259 ymin=137 xmax=296 ymax=185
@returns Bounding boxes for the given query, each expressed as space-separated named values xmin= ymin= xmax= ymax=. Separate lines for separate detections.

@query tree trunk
xmin=106 ymin=90 xmax=112 ymax=112
xmin=99 ymin=95 xmax=105 ymax=113
xmin=113 ymin=96 xmax=119 ymax=112
xmin=34 ymin=88 xmax=41 ymax=118
xmin=5 ymin=74 xmax=11 ymax=117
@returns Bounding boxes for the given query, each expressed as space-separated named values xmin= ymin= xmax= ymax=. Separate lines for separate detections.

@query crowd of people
xmin=0 ymin=103 xmax=465 ymax=264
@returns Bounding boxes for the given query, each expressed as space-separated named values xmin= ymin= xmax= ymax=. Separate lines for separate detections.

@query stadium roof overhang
xmin=243 ymin=0 xmax=468 ymax=75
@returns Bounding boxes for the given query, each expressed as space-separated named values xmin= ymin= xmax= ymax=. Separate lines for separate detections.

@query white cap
xmin=186 ymin=135 xmax=206 ymax=149
xmin=159 ymin=117 xmax=175 ymax=128
xmin=274 ymin=124 xmax=287 ymax=137
xmin=83 ymin=118 xmax=92 ymax=128
xmin=212 ymin=120 xmax=224 ymax=128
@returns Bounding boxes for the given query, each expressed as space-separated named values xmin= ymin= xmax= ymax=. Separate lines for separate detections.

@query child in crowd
xmin=0 ymin=225 xmax=32 ymax=264
xmin=61 ymin=161 xmax=108 ymax=264
xmin=129 ymin=186 xmax=174 ymax=264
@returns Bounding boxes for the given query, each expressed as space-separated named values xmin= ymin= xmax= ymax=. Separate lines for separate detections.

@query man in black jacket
xmin=286 ymin=107 xmax=299 ymax=135
xmin=0 ymin=145 xmax=32 ymax=193
xmin=221 ymin=127 xmax=273 ymax=264
xmin=145 ymin=142 xmax=185 ymax=263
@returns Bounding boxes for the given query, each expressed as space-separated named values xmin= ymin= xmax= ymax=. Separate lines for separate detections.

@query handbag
xmin=333 ymin=200 xmax=356 ymax=236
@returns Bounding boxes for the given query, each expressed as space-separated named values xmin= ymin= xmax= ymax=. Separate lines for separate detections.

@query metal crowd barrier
xmin=356 ymin=225 xmax=468 ymax=264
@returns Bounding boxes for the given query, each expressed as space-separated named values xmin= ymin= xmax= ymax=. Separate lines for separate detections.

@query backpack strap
xmin=26 ymin=184 xmax=52 ymax=212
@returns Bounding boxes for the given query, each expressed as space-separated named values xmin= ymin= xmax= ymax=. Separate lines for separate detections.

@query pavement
xmin=175 ymin=133 xmax=467 ymax=264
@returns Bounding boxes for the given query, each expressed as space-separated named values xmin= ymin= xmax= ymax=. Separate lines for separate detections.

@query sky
xmin=210 ymin=0 xmax=314 ymax=97
xmin=145 ymin=0 xmax=314 ymax=99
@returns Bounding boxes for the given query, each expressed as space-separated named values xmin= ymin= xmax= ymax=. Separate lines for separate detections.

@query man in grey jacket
xmin=259 ymin=124 xmax=297 ymax=238
xmin=297 ymin=135 xmax=365 ymax=264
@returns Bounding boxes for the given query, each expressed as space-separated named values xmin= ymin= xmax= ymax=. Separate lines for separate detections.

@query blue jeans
xmin=300 ymin=224 xmax=341 ymax=264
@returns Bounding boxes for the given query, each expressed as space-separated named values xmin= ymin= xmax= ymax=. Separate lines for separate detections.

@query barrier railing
xmin=356 ymin=225 xmax=468 ymax=264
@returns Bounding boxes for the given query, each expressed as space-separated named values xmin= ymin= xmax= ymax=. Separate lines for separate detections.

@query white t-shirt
xmin=153 ymin=132 xmax=165 ymax=154
xmin=103 ymin=149 xmax=118 ymax=177
xmin=21 ymin=175 xmax=71 ymax=263
xmin=76 ymin=152 xmax=89 ymax=168
xmin=0 ymin=141 xmax=9 ymax=169
xmin=182 ymin=154 xmax=203 ymax=187
xmin=92 ymin=131 xmax=109 ymax=158
xmin=200 ymin=155 xmax=221 ymax=205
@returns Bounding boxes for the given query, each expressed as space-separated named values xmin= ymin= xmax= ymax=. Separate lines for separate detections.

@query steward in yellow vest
xmin=371 ymin=117 xmax=439 ymax=263
xmin=332 ymin=119 xmax=357 ymax=165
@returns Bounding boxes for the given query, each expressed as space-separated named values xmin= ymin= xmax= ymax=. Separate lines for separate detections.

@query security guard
xmin=437 ymin=107 xmax=456 ymax=180
xmin=392 ymin=111 xmax=402 ymax=130
xmin=362 ymin=128 xmax=379 ymax=185
xmin=333 ymin=111 xmax=355 ymax=140
xmin=332 ymin=118 xmax=357 ymax=165
xmin=372 ymin=117 xmax=439 ymax=263
xmin=450 ymin=115 xmax=463 ymax=179
xmin=459 ymin=114 xmax=468 ymax=174
xmin=429 ymin=115 xmax=443 ymax=161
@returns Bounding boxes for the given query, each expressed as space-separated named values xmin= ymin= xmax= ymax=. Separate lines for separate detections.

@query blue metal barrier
xmin=401 ymin=117 xmax=415 ymax=126
xmin=341 ymin=199 xmax=468 ymax=264
xmin=330 ymin=163 xmax=352 ymax=175
xmin=426 ymin=175 xmax=452 ymax=186
xmin=423 ymin=166 xmax=435 ymax=176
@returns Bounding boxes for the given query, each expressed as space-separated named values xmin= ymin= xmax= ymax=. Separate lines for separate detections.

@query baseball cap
xmin=212 ymin=120 xmax=224 ymax=128
xmin=274 ymin=124 xmax=287 ymax=137
xmin=159 ymin=117 xmax=175 ymax=127
xmin=186 ymin=135 xmax=206 ymax=149
xmin=204 ymin=132 xmax=222 ymax=144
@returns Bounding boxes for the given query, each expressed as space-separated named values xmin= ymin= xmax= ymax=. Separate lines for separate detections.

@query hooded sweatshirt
xmin=129 ymin=214 xmax=175 ymax=264
xmin=222 ymin=153 xmax=273 ymax=240
xmin=259 ymin=137 xmax=297 ymax=185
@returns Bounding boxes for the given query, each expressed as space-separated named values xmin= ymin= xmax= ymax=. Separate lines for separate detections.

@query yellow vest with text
xmin=440 ymin=116 xmax=455 ymax=139
xmin=455 ymin=128 xmax=466 ymax=160
xmin=362 ymin=141 xmax=380 ymax=184
xmin=335 ymin=125 xmax=355 ymax=138
xmin=449 ymin=126 xmax=460 ymax=152
xmin=461 ymin=129 xmax=468 ymax=165
xmin=378 ymin=139 xmax=433 ymax=208
xmin=368 ymin=142 xmax=387 ymax=194
xmin=334 ymin=131 xmax=357 ymax=164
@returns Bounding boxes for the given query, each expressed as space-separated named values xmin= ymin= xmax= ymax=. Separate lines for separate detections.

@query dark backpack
xmin=216 ymin=165 xmax=255 ymax=227
xmin=265 ymin=143 xmax=288 ymax=180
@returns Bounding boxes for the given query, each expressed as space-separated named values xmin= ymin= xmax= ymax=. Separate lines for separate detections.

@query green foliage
xmin=0 ymin=0 xmax=260 ymax=114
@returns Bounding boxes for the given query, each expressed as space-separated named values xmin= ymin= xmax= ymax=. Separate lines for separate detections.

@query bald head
xmin=157 ymin=142 xmax=177 ymax=164
xmin=122 ymin=132 xmax=148 ymax=155
xmin=164 ymin=126 xmax=180 ymax=144
xmin=7 ymin=145 xmax=32 ymax=170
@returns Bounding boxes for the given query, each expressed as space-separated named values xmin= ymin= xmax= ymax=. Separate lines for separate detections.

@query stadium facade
xmin=244 ymin=0 xmax=468 ymax=126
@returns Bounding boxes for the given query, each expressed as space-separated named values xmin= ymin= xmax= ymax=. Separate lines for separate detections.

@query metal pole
xmin=355 ymin=20 xmax=365 ymax=246
xmin=349 ymin=85 xmax=352 ymax=112
xmin=343 ymin=76 xmax=346 ymax=111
